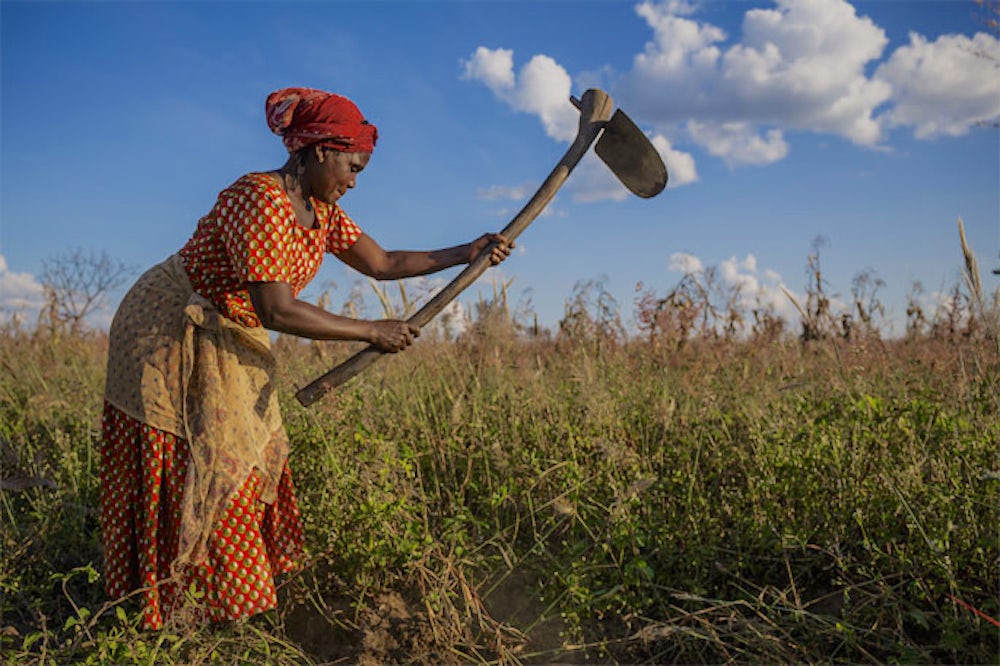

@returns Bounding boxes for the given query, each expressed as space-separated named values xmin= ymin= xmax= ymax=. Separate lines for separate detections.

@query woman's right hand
xmin=368 ymin=319 xmax=420 ymax=353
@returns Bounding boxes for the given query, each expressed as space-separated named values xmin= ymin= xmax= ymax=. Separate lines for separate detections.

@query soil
xmin=281 ymin=568 xmax=617 ymax=664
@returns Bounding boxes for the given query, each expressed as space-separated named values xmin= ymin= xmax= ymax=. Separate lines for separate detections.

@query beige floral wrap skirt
xmin=104 ymin=254 xmax=290 ymax=573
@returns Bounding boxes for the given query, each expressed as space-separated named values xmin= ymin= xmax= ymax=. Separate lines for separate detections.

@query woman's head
xmin=266 ymin=87 xmax=378 ymax=154
xmin=267 ymin=87 xmax=377 ymax=204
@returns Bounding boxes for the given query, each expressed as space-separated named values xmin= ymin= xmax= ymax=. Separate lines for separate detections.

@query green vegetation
xmin=2 ymin=245 xmax=998 ymax=664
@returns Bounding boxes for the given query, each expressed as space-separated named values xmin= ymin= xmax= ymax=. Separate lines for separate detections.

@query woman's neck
xmin=277 ymin=167 xmax=312 ymax=211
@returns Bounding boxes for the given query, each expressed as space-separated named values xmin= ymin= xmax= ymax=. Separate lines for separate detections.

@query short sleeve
xmin=326 ymin=206 xmax=362 ymax=254
xmin=218 ymin=184 xmax=297 ymax=283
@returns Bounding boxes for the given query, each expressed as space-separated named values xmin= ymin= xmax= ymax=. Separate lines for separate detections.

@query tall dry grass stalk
xmin=958 ymin=217 xmax=983 ymax=309
xmin=957 ymin=216 xmax=999 ymax=351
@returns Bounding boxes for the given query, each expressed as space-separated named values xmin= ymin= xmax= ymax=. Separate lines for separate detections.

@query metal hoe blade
xmin=595 ymin=109 xmax=668 ymax=198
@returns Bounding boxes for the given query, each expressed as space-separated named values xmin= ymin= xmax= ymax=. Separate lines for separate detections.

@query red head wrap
xmin=265 ymin=87 xmax=378 ymax=154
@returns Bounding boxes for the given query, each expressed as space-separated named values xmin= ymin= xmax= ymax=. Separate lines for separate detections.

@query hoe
xmin=296 ymin=88 xmax=668 ymax=407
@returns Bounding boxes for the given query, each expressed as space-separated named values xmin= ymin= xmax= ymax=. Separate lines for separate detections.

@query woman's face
xmin=307 ymin=149 xmax=371 ymax=204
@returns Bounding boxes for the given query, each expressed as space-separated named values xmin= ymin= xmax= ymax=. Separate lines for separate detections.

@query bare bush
xmin=39 ymin=249 xmax=134 ymax=334
xmin=905 ymin=281 xmax=930 ymax=338
xmin=841 ymin=268 xmax=886 ymax=340
xmin=635 ymin=275 xmax=705 ymax=347
xmin=559 ymin=277 xmax=625 ymax=346
xmin=797 ymin=237 xmax=836 ymax=341
xmin=636 ymin=265 xmax=785 ymax=346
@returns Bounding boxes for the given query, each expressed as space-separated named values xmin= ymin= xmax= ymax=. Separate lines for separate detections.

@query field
xmin=1 ymin=263 xmax=998 ymax=664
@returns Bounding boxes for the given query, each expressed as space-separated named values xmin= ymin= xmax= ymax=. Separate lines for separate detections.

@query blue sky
xmin=2 ymin=0 xmax=998 ymax=336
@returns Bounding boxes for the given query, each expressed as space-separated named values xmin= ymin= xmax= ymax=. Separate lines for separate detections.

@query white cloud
xmin=671 ymin=251 xmax=799 ymax=321
xmin=633 ymin=0 xmax=727 ymax=79
xmin=624 ymin=0 xmax=892 ymax=151
xmin=623 ymin=0 xmax=999 ymax=157
xmin=720 ymin=254 xmax=769 ymax=309
xmin=722 ymin=253 xmax=757 ymax=275
xmin=517 ymin=55 xmax=578 ymax=141
xmin=668 ymin=251 xmax=703 ymax=274
xmin=569 ymin=153 xmax=632 ymax=203
xmin=462 ymin=0 xmax=996 ymax=191
xmin=875 ymin=31 xmax=1000 ymax=138
xmin=491 ymin=203 xmax=562 ymax=221
xmin=461 ymin=46 xmax=516 ymax=91
xmin=651 ymin=134 xmax=699 ymax=186
xmin=687 ymin=121 xmax=788 ymax=166
xmin=462 ymin=44 xmax=699 ymax=199
xmin=476 ymin=181 xmax=538 ymax=201
xmin=476 ymin=179 xmax=563 ymax=222
xmin=436 ymin=299 xmax=471 ymax=339
xmin=461 ymin=47 xmax=577 ymax=141
xmin=0 ymin=255 xmax=46 ymax=325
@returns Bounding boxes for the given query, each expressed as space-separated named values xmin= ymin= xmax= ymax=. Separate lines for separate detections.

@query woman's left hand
xmin=469 ymin=233 xmax=514 ymax=265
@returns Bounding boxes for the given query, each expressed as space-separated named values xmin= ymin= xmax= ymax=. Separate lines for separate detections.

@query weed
xmin=2 ymin=242 xmax=998 ymax=663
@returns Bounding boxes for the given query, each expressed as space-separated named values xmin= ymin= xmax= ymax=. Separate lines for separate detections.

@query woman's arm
xmin=336 ymin=233 xmax=512 ymax=280
xmin=247 ymin=281 xmax=418 ymax=352
xmin=247 ymin=231 xmax=510 ymax=346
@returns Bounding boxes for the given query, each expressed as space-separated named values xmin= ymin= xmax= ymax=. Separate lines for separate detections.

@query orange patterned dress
xmin=100 ymin=173 xmax=362 ymax=629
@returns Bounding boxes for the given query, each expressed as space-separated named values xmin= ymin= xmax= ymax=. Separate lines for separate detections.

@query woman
xmin=100 ymin=87 xmax=511 ymax=629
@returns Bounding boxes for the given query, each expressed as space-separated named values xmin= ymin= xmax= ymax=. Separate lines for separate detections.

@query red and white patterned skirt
xmin=99 ymin=402 xmax=304 ymax=629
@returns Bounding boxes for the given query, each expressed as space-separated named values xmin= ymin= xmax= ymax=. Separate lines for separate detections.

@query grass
xmin=1 ymin=246 xmax=998 ymax=663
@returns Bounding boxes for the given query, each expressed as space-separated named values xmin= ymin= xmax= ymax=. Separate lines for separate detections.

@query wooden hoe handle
xmin=296 ymin=89 xmax=614 ymax=407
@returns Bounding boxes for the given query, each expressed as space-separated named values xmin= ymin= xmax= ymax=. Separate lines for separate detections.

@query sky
xmin=2 ymin=0 xmax=998 ymax=337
